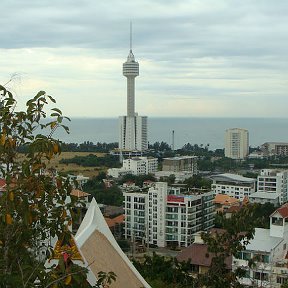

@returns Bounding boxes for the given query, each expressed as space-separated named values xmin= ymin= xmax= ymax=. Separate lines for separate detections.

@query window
xmin=253 ymin=272 xmax=268 ymax=281
xmin=277 ymin=276 xmax=288 ymax=284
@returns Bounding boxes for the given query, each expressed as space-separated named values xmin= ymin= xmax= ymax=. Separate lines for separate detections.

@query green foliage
xmin=84 ymin=177 xmax=124 ymax=206
xmin=61 ymin=141 xmax=118 ymax=153
xmin=133 ymin=253 xmax=193 ymax=288
xmin=183 ymin=175 xmax=212 ymax=189
xmin=149 ymin=141 xmax=172 ymax=151
xmin=0 ymin=86 xmax=115 ymax=287
xmin=118 ymin=173 xmax=156 ymax=187
xmin=60 ymin=154 xmax=121 ymax=168
xmin=199 ymin=205 xmax=260 ymax=288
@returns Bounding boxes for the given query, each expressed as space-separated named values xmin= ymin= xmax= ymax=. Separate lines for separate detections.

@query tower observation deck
xmin=123 ymin=50 xmax=139 ymax=116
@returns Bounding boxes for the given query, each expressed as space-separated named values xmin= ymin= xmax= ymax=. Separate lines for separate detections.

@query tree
xmin=0 ymin=85 xmax=115 ymax=287
xmin=198 ymin=205 xmax=259 ymax=288
xmin=133 ymin=252 xmax=193 ymax=288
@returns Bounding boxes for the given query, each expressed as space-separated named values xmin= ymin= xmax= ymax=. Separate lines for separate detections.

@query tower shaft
xmin=126 ymin=77 xmax=136 ymax=116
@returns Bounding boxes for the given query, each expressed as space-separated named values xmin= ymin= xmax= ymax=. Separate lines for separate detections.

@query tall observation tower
xmin=123 ymin=30 xmax=139 ymax=117
xmin=119 ymin=24 xmax=148 ymax=152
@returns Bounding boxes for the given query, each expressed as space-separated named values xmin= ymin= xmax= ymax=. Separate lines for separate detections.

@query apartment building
xmin=211 ymin=173 xmax=256 ymax=201
xmin=123 ymin=182 xmax=215 ymax=248
xmin=225 ymin=128 xmax=249 ymax=160
xmin=233 ymin=203 xmax=288 ymax=287
xmin=250 ymin=169 xmax=288 ymax=205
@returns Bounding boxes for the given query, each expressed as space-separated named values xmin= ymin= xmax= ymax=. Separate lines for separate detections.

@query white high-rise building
xmin=225 ymin=128 xmax=249 ymax=159
xmin=123 ymin=182 xmax=215 ymax=248
xmin=119 ymin=27 xmax=148 ymax=152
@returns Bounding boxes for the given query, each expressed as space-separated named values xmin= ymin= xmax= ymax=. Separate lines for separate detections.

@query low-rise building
xmin=162 ymin=156 xmax=198 ymax=174
xmin=123 ymin=156 xmax=158 ymax=175
xmin=233 ymin=203 xmax=288 ymax=287
xmin=255 ymin=169 xmax=288 ymax=205
xmin=177 ymin=230 xmax=232 ymax=274
xmin=261 ymin=142 xmax=288 ymax=157
xmin=211 ymin=173 xmax=256 ymax=201
xmin=154 ymin=170 xmax=195 ymax=183
xmin=123 ymin=182 xmax=215 ymax=248
xmin=107 ymin=156 xmax=158 ymax=178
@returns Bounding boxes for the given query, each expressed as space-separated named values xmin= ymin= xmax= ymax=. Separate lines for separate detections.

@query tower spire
xmin=130 ymin=21 xmax=132 ymax=52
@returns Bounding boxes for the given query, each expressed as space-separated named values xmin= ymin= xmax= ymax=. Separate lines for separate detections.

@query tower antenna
xmin=130 ymin=21 xmax=132 ymax=51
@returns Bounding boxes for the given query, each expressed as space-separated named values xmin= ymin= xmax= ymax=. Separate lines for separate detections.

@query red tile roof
xmin=105 ymin=214 xmax=125 ymax=228
xmin=177 ymin=243 xmax=232 ymax=269
xmin=273 ymin=203 xmax=288 ymax=218
xmin=214 ymin=194 xmax=239 ymax=205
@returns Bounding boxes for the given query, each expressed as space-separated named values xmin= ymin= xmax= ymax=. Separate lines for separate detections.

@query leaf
xmin=47 ymin=95 xmax=56 ymax=103
xmin=64 ymin=275 xmax=72 ymax=285
xmin=51 ymin=108 xmax=62 ymax=115
xmin=9 ymin=191 xmax=14 ymax=202
xmin=6 ymin=214 xmax=12 ymax=225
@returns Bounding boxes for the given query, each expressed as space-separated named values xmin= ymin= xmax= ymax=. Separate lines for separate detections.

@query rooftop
xmin=249 ymin=192 xmax=280 ymax=200
xmin=271 ymin=203 xmax=288 ymax=218
xmin=177 ymin=243 xmax=232 ymax=269
xmin=211 ymin=173 xmax=256 ymax=183
xmin=163 ymin=156 xmax=197 ymax=161
xmin=214 ymin=194 xmax=239 ymax=205
xmin=246 ymin=228 xmax=283 ymax=252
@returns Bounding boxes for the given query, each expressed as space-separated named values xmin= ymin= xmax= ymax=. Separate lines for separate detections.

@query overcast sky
xmin=1 ymin=0 xmax=288 ymax=118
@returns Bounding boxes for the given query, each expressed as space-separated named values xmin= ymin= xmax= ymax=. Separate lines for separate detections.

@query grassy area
xmin=18 ymin=152 xmax=107 ymax=178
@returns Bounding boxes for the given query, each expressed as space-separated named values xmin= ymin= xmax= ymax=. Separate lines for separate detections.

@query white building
xmin=211 ymin=173 xmax=256 ymax=201
xmin=118 ymin=31 xmax=148 ymax=152
xmin=225 ymin=128 xmax=249 ymax=160
xmin=154 ymin=171 xmax=195 ymax=183
xmin=250 ymin=169 xmax=288 ymax=206
xmin=107 ymin=156 xmax=158 ymax=178
xmin=233 ymin=203 xmax=288 ymax=287
xmin=123 ymin=157 xmax=158 ymax=175
xmin=123 ymin=182 xmax=215 ymax=248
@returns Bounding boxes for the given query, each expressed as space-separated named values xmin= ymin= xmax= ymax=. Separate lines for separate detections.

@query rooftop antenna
xmin=172 ymin=130 xmax=175 ymax=151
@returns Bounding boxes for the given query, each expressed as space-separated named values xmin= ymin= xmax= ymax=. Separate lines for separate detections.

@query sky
xmin=1 ymin=0 xmax=288 ymax=118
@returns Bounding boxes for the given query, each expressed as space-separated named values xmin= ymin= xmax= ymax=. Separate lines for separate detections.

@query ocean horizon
xmin=52 ymin=117 xmax=288 ymax=150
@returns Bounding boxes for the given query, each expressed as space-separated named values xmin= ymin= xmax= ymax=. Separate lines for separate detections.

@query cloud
xmin=0 ymin=0 xmax=287 ymax=118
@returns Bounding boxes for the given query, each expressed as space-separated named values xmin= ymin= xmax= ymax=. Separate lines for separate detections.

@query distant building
xmin=261 ymin=142 xmax=288 ymax=157
xmin=162 ymin=156 xmax=198 ymax=174
xmin=154 ymin=170 xmax=195 ymax=183
xmin=123 ymin=182 xmax=215 ymax=248
xmin=225 ymin=128 xmax=249 ymax=159
xmin=210 ymin=173 xmax=256 ymax=201
xmin=108 ymin=157 xmax=158 ymax=178
xmin=250 ymin=169 xmax=288 ymax=206
xmin=123 ymin=157 xmax=158 ymax=175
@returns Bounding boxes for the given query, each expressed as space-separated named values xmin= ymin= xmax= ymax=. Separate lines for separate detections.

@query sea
xmin=52 ymin=117 xmax=288 ymax=150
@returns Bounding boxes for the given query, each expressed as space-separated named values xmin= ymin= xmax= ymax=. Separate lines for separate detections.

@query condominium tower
xmin=225 ymin=128 xmax=249 ymax=159
xmin=119 ymin=28 xmax=148 ymax=151
xmin=123 ymin=182 xmax=215 ymax=248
